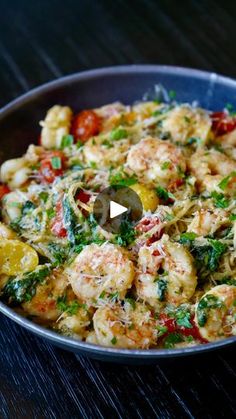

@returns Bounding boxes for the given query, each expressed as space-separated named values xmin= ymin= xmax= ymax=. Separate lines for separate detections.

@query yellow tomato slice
xmin=130 ymin=184 xmax=159 ymax=212
xmin=0 ymin=239 xmax=39 ymax=275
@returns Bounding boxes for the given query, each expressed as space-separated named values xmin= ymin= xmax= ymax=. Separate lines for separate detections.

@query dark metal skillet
xmin=0 ymin=65 xmax=235 ymax=363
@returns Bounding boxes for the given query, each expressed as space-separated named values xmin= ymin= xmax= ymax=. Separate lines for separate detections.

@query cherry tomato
xmin=51 ymin=201 xmax=67 ymax=238
xmin=135 ymin=216 xmax=163 ymax=245
xmin=76 ymin=189 xmax=90 ymax=204
xmin=71 ymin=110 xmax=101 ymax=142
xmin=211 ymin=111 xmax=236 ymax=136
xmin=168 ymin=178 xmax=184 ymax=192
xmin=39 ymin=151 xmax=66 ymax=184
xmin=0 ymin=184 xmax=10 ymax=200
xmin=179 ymin=316 xmax=208 ymax=343
xmin=158 ymin=313 xmax=208 ymax=343
xmin=159 ymin=313 xmax=176 ymax=333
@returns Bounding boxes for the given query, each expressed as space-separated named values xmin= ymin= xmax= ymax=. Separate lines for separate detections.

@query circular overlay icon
xmin=93 ymin=186 xmax=143 ymax=234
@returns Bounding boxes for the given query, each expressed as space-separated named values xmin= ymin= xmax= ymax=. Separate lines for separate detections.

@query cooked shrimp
xmin=39 ymin=105 xmax=73 ymax=149
xmin=95 ymin=102 xmax=127 ymax=133
xmin=56 ymin=308 xmax=91 ymax=339
xmin=187 ymin=208 xmax=229 ymax=236
xmin=2 ymin=191 xmax=25 ymax=222
xmin=23 ymin=269 xmax=68 ymax=321
xmin=161 ymin=105 xmax=211 ymax=145
xmin=67 ymin=243 xmax=134 ymax=304
xmin=0 ymin=157 xmax=31 ymax=189
xmin=83 ymin=134 xmax=131 ymax=168
xmin=126 ymin=136 xmax=186 ymax=187
xmin=136 ymin=234 xmax=197 ymax=307
xmin=189 ymin=148 xmax=236 ymax=193
xmin=195 ymin=285 xmax=236 ymax=341
xmin=93 ymin=301 xmax=158 ymax=348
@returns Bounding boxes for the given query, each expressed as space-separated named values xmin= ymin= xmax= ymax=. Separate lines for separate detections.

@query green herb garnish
xmin=51 ymin=156 xmax=62 ymax=169
xmin=163 ymin=332 xmax=183 ymax=348
xmin=61 ymin=135 xmax=74 ymax=148
xmin=197 ymin=294 xmax=223 ymax=327
xmin=156 ymin=186 xmax=174 ymax=202
xmin=111 ymin=336 xmax=117 ymax=345
xmin=156 ymin=278 xmax=168 ymax=302
xmin=211 ymin=191 xmax=230 ymax=209
xmin=2 ymin=265 xmax=50 ymax=304
xmin=110 ymin=128 xmax=128 ymax=141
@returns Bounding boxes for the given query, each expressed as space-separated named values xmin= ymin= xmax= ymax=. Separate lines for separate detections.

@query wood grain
xmin=0 ymin=1 xmax=235 ymax=417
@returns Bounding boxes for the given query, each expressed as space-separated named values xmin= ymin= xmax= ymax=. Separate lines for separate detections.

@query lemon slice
xmin=0 ymin=239 xmax=39 ymax=276
xmin=130 ymin=184 xmax=159 ymax=212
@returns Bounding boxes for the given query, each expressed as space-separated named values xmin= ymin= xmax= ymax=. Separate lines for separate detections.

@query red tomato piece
xmin=179 ymin=316 xmax=208 ymax=343
xmin=168 ymin=178 xmax=184 ymax=192
xmin=135 ymin=216 xmax=163 ymax=245
xmin=51 ymin=201 xmax=67 ymax=238
xmin=211 ymin=111 xmax=236 ymax=136
xmin=71 ymin=110 xmax=101 ymax=142
xmin=159 ymin=313 xmax=176 ymax=333
xmin=76 ymin=189 xmax=90 ymax=204
xmin=39 ymin=151 xmax=66 ymax=184
xmin=0 ymin=184 xmax=10 ymax=200
xmin=158 ymin=313 xmax=208 ymax=343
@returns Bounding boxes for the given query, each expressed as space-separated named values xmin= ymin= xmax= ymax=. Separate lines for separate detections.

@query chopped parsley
xmin=211 ymin=191 xmax=229 ymax=209
xmin=115 ymin=215 xmax=136 ymax=246
xmin=156 ymin=278 xmax=168 ymax=302
xmin=110 ymin=128 xmax=128 ymax=141
xmin=163 ymin=332 xmax=183 ymax=348
xmin=51 ymin=156 xmax=62 ymax=169
xmin=111 ymin=336 xmax=117 ymax=345
xmin=46 ymin=208 xmax=56 ymax=219
xmin=161 ymin=161 xmax=171 ymax=170
xmin=197 ymin=294 xmax=224 ymax=327
xmin=109 ymin=170 xmax=137 ymax=187
xmin=218 ymin=172 xmax=236 ymax=190
xmin=22 ymin=200 xmax=36 ymax=215
xmin=57 ymin=295 xmax=86 ymax=315
xmin=39 ymin=191 xmax=49 ymax=203
xmin=186 ymin=137 xmax=201 ymax=146
xmin=125 ymin=297 xmax=136 ymax=310
xmin=156 ymin=186 xmax=174 ymax=202
xmin=179 ymin=232 xmax=197 ymax=246
xmin=175 ymin=305 xmax=192 ymax=328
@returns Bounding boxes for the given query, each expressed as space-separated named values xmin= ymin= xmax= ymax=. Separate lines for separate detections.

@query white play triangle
xmin=109 ymin=200 xmax=128 ymax=219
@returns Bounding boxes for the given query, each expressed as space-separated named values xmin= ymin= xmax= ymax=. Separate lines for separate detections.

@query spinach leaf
xmin=115 ymin=215 xmax=136 ymax=246
xmin=156 ymin=278 xmax=167 ymax=302
xmin=2 ymin=265 xmax=50 ymax=304
xmin=62 ymin=197 xmax=77 ymax=245
xmin=22 ymin=200 xmax=36 ymax=215
xmin=193 ymin=239 xmax=227 ymax=273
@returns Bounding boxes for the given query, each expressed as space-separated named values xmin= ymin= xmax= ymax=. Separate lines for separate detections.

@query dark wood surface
xmin=0 ymin=1 xmax=236 ymax=418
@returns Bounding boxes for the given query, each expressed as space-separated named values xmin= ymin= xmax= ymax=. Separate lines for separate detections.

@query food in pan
xmin=0 ymin=99 xmax=235 ymax=349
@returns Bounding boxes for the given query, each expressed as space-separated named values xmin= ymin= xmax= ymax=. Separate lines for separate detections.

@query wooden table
xmin=0 ymin=1 xmax=235 ymax=417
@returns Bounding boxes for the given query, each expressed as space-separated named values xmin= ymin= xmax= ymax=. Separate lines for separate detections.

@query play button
xmin=93 ymin=186 xmax=143 ymax=234
xmin=110 ymin=201 xmax=127 ymax=219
